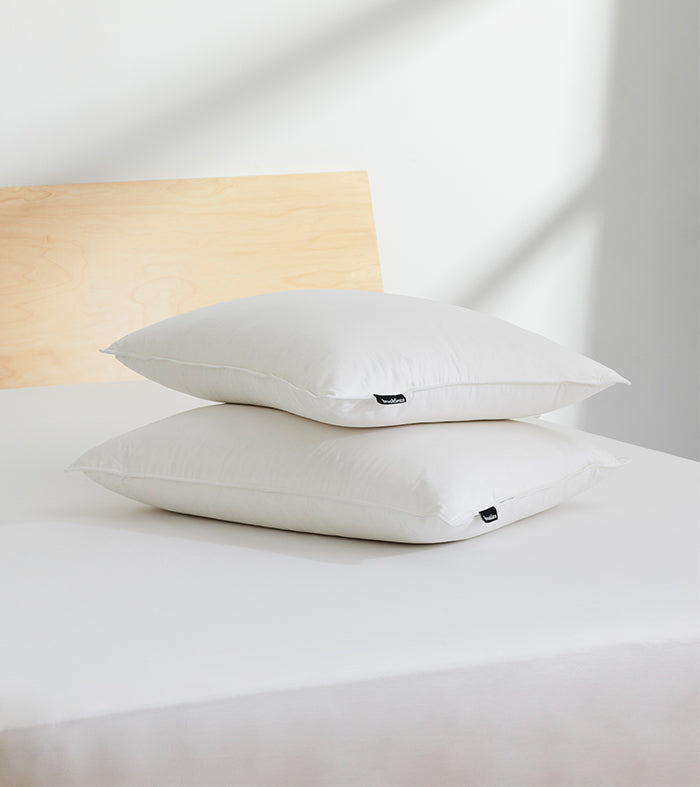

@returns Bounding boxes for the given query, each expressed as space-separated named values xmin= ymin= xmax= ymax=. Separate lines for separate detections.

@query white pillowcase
xmin=68 ymin=405 xmax=623 ymax=544
xmin=102 ymin=290 xmax=628 ymax=428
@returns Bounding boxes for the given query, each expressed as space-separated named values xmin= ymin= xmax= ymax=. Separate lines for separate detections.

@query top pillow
xmin=103 ymin=289 xmax=628 ymax=427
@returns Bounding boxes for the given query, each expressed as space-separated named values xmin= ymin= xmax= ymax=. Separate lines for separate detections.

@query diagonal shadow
xmin=48 ymin=0 xmax=473 ymax=185
xmin=450 ymin=0 xmax=698 ymax=459
xmin=454 ymin=178 xmax=597 ymax=309
xmin=583 ymin=0 xmax=699 ymax=459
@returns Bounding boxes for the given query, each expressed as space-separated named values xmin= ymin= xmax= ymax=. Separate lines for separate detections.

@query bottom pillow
xmin=68 ymin=405 xmax=623 ymax=544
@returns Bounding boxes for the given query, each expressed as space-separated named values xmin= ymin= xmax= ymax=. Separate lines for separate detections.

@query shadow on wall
xmin=458 ymin=0 xmax=698 ymax=460
xmin=585 ymin=0 xmax=699 ymax=460
xmin=44 ymin=0 xmax=467 ymax=187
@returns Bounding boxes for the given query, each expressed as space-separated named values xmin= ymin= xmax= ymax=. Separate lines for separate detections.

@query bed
xmin=1 ymin=173 xmax=698 ymax=787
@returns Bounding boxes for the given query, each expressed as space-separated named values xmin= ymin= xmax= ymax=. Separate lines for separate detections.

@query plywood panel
xmin=0 ymin=171 xmax=382 ymax=388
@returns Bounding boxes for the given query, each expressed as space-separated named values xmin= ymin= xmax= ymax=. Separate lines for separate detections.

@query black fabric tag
xmin=373 ymin=394 xmax=407 ymax=405
xmin=479 ymin=507 xmax=498 ymax=523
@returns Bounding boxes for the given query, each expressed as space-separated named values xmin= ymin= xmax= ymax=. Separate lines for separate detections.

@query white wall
xmin=2 ymin=0 xmax=698 ymax=458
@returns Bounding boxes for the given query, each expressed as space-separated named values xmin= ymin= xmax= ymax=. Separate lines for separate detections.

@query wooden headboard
xmin=0 ymin=171 xmax=382 ymax=388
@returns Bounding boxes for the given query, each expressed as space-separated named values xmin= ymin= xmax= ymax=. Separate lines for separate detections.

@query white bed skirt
xmin=2 ymin=642 xmax=697 ymax=787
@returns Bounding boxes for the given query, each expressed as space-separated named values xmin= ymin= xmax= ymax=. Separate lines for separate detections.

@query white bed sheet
xmin=1 ymin=381 xmax=698 ymax=786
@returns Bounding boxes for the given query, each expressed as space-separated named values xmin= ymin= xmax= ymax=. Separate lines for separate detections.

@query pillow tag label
xmin=479 ymin=507 xmax=498 ymax=523
xmin=374 ymin=394 xmax=407 ymax=405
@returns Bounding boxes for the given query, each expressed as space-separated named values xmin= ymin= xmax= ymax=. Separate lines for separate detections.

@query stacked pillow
xmin=69 ymin=289 xmax=629 ymax=544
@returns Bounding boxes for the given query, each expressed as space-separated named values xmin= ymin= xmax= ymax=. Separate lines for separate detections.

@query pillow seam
xmin=102 ymin=349 xmax=623 ymax=401
xmin=68 ymin=458 xmax=621 ymax=529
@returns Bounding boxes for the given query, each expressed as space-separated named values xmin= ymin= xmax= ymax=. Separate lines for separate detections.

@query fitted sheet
xmin=1 ymin=381 xmax=698 ymax=786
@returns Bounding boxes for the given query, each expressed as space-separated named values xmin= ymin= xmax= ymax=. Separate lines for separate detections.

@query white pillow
xmin=103 ymin=290 xmax=628 ymax=427
xmin=68 ymin=405 xmax=623 ymax=544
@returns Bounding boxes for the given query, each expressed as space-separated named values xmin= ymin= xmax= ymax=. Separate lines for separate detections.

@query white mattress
xmin=1 ymin=381 xmax=698 ymax=786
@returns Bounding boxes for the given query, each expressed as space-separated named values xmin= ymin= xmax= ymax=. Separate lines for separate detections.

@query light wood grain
xmin=0 ymin=171 xmax=382 ymax=388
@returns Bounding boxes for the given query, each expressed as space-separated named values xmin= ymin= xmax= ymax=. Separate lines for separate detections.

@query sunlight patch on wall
xmin=476 ymin=206 xmax=600 ymax=353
